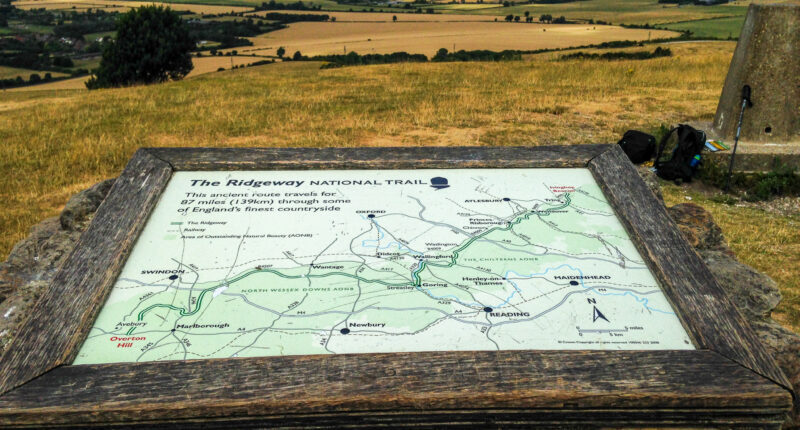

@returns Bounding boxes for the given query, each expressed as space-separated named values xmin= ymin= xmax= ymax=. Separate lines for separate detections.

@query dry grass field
xmin=0 ymin=40 xmax=733 ymax=249
xmin=235 ymin=22 xmax=677 ymax=57
xmin=7 ymin=76 xmax=88 ymax=91
xmin=187 ymin=55 xmax=266 ymax=76
xmin=12 ymin=0 xmax=252 ymax=14
xmin=6 ymin=56 xmax=264 ymax=91
xmin=2 ymin=40 xmax=798 ymax=331
xmin=662 ymin=185 xmax=800 ymax=333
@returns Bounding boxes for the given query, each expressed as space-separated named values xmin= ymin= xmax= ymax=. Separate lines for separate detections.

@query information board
xmin=75 ymin=168 xmax=692 ymax=364
xmin=0 ymin=146 xmax=790 ymax=428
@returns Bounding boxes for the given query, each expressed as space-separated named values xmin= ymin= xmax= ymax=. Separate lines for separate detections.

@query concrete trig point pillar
xmin=713 ymin=3 xmax=800 ymax=144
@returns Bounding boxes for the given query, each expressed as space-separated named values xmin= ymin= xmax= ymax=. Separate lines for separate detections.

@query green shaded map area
xmin=74 ymin=168 xmax=693 ymax=364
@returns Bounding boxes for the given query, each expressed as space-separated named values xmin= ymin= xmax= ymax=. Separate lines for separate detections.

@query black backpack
xmin=617 ymin=130 xmax=656 ymax=164
xmin=654 ymin=124 xmax=706 ymax=182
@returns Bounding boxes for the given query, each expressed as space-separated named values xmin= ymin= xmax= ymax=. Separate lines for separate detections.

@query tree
xmin=514 ymin=15 xmax=520 ymax=21
xmin=86 ymin=5 xmax=194 ymax=89
xmin=392 ymin=15 xmax=397 ymax=22
xmin=524 ymin=10 xmax=529 ymax=17
xmin=277 ymin=46 xmax=285 ymax=58
xmin=505 ymin=14 xmax=513 ymax=22
xmin=292 ymin=50 xmax=303 ymax=60
xmin=53 ymin=56 xmax=74 ymax=67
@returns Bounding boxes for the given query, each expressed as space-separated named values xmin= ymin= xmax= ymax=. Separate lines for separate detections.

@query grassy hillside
xmin=0 ymin=42 xmax=733 ymax=256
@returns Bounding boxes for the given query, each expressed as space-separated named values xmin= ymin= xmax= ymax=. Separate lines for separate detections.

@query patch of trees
xmin=505 ymin=12 xmax=536 ymax=22
xmin=307 ymin=48 xmax=525 ymax=68
xmin=559 ymin=46 xmax=672 ymax=60
xmin=87 ymin=5 xmax=194 ymax=89
xmin=0 ymin=37 xmax=87 ymax=74
xmin=620 ymin=22 xmax=661 ymax=29
xmin=505 ymin=13 xmax=569 ymax=23
xmin=254 ymin=0 xmax=323 ymax=11
xmin=262 ymin=12 xmax=330 ymax=22
xmin=0 ymin=37 xmax=47 ymax=69
xmin=659 ymin=0 xmax=728 ymax=4
xmin=432 ymin=48 xmax=522 ymax=62
xmin=0 ymin=73 xmax=51 ymax=89
xmin=1 ymin=5 xmax=57 ymax=27
xmin=692 ymin=0 xmax=729 ymax=5
xmin=532 ymin=0 xmax=586 ymax=3
xmin=538 ymin=14 xmax=568 ymax=23
xmin=308 ymin=51 xmax=428 ymax=68
xmin=0 ymin=69 xmax=87 ymax=89
xmin=52 ymin=17 xmax=116 ymax=40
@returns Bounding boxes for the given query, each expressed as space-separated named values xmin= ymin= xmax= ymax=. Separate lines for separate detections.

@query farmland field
xmin=5 ymin=55 xmax=266 ymax=91
xmin=247 ymin=10 xmax=496 ymax=21
xmin=12 ymin=0 xmax=253 ymax=13
xmin=236 ymin=22 xmax=678 ymax=57
xmin=146 ymin=0 xmax=342 ymax=8
xmin=187 ymin=55 xmax=266 ymax=76
xmin=6 ymin=76 xmax=88 ymax=91
xmin=658 ymin=16 xmax=745 ymax=39
xmin=431 ymin=0 xmax=748 ymax=25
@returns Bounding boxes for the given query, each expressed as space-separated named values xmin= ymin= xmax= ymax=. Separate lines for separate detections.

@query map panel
xmin=74 ymin=168 xmax=694 ymax=365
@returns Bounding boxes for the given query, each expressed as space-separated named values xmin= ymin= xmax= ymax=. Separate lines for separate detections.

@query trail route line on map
xmin=74 ymin=168 xmax=693 ymax=365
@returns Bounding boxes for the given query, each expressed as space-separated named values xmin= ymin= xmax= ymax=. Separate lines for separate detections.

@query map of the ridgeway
xmin=73 ymin=168 xmax=693 ymax=365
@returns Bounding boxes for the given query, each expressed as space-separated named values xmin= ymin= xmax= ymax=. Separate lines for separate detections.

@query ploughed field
xmin=234 ymin=22 xmax=678 ymax=57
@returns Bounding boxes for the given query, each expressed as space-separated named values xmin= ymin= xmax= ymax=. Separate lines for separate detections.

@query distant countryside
xmin=0 ymin=0 xmax=770 ymax=90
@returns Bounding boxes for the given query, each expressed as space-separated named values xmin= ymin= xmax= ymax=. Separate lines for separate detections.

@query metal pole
xmin=724 ymin=85 xmax=752 ymax=192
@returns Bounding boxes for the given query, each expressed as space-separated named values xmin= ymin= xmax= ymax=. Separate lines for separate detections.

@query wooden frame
xmin=0 ymin=145 xmax=792 ymax=428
